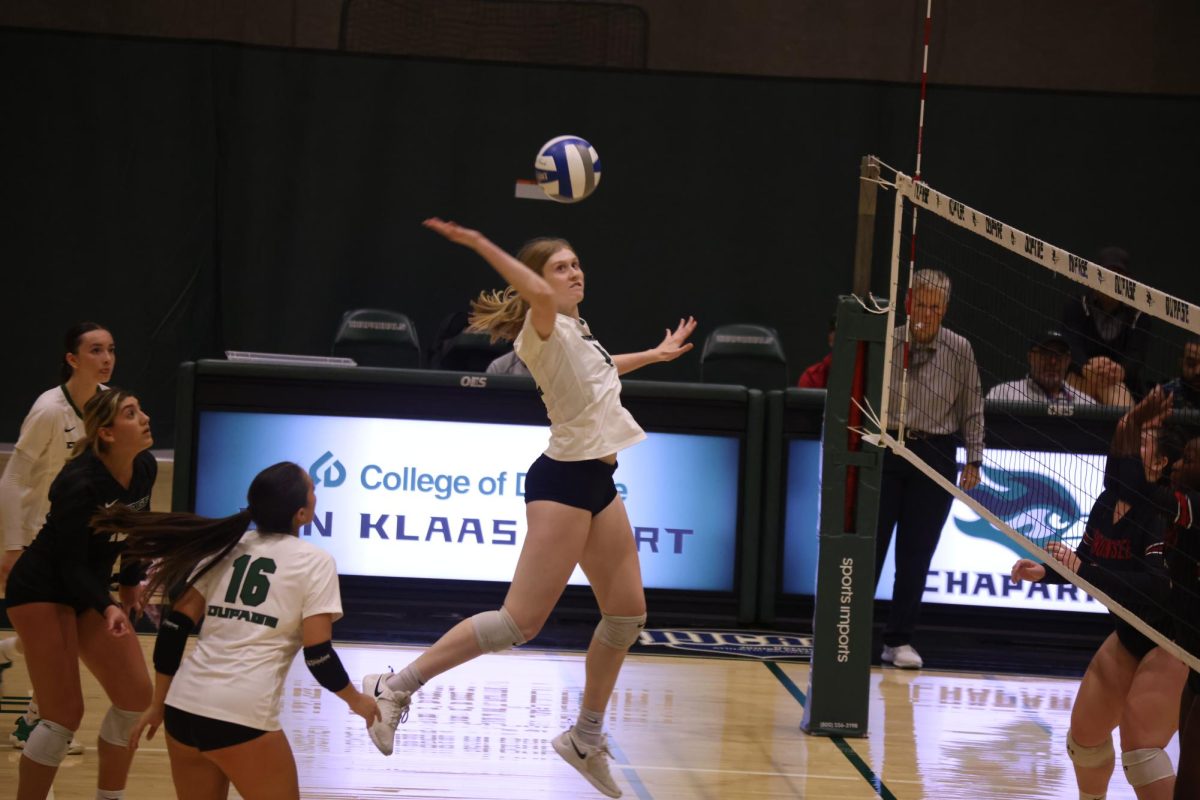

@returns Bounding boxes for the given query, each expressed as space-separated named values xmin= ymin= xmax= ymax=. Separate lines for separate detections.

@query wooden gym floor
xmin=0 ymin=635 xmax=1180 ymax=799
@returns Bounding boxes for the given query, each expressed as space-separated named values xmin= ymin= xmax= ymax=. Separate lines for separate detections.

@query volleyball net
xmin=864 ymin=166 xmax=1200 ymax=670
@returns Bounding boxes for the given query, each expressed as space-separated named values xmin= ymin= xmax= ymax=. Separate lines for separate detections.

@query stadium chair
xmin=332 ymin=308 xmax=422 ymax=368
xmin=700 ymin=323 xmax=788 ymax=391
xmin=434 ymin=332 xmax=511 ymax=372
xmin=428 ymin=311 xmax=512 ymax=372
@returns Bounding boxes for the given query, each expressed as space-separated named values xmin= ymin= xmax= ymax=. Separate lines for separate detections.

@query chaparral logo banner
xmin=636 ymin=629 xmax=811 ymax=661
xmin=785 ymin=442 xmax=1108 ymax=615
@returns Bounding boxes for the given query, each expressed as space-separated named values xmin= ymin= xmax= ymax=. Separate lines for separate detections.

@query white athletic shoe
xmin=881 ymin=644 xmax=923 ymax=669
xmin=361 ymin=673 xmax=410 ymax=756
xmin=552 ymin=729 xmax=622 ymax=798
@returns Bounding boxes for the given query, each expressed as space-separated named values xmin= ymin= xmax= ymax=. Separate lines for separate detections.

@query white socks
xmin=573 ymin=706 xmax=605 ymax=747
xmin=385 ymin=664 xmax=425 ymax=695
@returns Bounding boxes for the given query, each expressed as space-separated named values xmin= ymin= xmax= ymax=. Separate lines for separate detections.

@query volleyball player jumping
xmin=360 ymin=219 xmax=696 ymax=798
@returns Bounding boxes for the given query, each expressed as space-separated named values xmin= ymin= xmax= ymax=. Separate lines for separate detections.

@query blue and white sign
xmin=784 ymin=441 xmax=1108 ymax=614
xmin=194 ymin=411 xmax=741 ymax=591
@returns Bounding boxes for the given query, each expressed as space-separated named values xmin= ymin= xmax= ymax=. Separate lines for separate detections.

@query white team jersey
xmin=514 ymin=312 xmax=645 ymax=461
xmin=0 ymin=386 xmax=91 ymax=550
xmin=166 ymin=531 xmax=343 ymax=731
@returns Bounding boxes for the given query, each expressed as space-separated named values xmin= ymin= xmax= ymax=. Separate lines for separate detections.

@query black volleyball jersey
xmin=1113 ymin=455 xmax=1200 ymax=644
xmin=23 ymin=448 xmax=155 ymax=613
xmin=1042 ymin=456 xmax=1168 ymax=622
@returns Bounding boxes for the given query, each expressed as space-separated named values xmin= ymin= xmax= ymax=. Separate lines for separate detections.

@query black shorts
xmin=1190 ymin=669 xmax=1200 ymax=696
xmin=1114 ymin=616 xmax=1158 ymax=661
xmin=3 ymin=549 xmax=105 ymax=615
xmin=163 ymin=705 xmax=266 ymax=751
xmin=523 ymin=454 xmax=618 ymax=515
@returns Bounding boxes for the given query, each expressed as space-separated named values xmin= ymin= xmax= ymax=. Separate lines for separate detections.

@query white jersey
xmin=0 ymin=386 xmax=90 ymax=550
xmin=166 ymin=531 xmax=343 ymax=731
xmin=514 ymin=312 xmax=645 ymax=461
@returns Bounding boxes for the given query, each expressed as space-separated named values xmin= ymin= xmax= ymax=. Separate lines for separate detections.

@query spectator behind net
xmin=1062 ymin=246 xmax=1150 ymax=407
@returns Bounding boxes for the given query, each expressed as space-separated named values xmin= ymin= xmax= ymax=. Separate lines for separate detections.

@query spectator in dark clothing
xmin=1062 ymin=246 xmax=1150 ymax=407
xmin=1161 ymin=337 xmax=1200 ymax=412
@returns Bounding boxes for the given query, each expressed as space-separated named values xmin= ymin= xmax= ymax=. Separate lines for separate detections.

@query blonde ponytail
xmin=466 ymin=236 xmax=574 ymax=343
xmin=468 ymin=287 xmax=529 ymax=343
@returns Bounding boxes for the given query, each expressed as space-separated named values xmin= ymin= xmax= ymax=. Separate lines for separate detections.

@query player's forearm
xmin=613 ymin=351 xmax=659 ymax=376
xmin=470 ymin=236 xmax=555 ymax=310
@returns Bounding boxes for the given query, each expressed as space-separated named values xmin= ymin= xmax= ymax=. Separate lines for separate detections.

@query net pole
xmin=913 ymin=0 xmax=932 ymax=184
xmin=899 ymin=0 xmax=933 ymax=441
xmin=845 ymin=157 xmax=882 ymax=530
xmin=878 ymin=189 xmax=906 ymax=432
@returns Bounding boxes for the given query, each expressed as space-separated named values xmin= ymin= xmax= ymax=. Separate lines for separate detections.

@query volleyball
xmin=534 ymin=135 xmax=601 ymax=203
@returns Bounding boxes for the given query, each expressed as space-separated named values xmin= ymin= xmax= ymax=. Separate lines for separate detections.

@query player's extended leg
xmin=1069 ymin=633 xmax=1137 ymax=800
xmin=419 ymin=499 xmax=592 ymax=678
xmin=577 ymin=493 xmax=646 ymax=715
xmin=1118 ymin=646 xmax=1186 ymax=799
xmin=550 ymin=493 xmax=646 ymax=799
xmin=364 ymin=499 xmax=593 ymax=755
xmin=8 ymin=602 xmax=82 ymax=800
xmin=76 ymin=608 xmax=152 ymax=798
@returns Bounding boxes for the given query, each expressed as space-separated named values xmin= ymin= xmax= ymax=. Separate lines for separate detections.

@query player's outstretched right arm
xmin=422 ymin=218 xmax=557 ymax=339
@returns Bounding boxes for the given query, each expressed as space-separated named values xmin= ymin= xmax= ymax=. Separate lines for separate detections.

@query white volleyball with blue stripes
xmin=534 ymin=135 xmax=601 ymax=203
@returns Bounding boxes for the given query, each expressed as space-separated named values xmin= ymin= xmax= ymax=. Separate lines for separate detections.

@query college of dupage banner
xmin=784 ymin=441 xmax=1109 ymax=615
xmin=194 ymin=411 xmax=741 ymax=591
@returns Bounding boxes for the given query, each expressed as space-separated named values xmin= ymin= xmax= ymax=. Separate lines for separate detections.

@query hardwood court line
xmin=606 ymin=737 xmax=656 ymax=800
xmin=764 ymin=661 xmax=899 ymax=800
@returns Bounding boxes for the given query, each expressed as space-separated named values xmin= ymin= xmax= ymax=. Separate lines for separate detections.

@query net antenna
xmin=863 ymin=163 xmax=1200 ymax=671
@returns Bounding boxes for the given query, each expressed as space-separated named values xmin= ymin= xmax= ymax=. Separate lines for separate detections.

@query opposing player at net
xmin=1098 ymin=389 xmax=1200 ymax=800
xmin=360 ymin=218 xmax=696 ymax=798
xmin=1012 ymin=394 xmax=1186 ymax=799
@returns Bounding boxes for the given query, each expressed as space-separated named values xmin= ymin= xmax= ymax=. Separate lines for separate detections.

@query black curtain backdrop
xmin=2 ymin=27 xmax=1198 ymax=447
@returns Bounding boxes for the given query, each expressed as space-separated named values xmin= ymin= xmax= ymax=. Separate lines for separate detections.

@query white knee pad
xmin=1121 ymin=747 xmax=1174 ymax=787
xmin=1067 ymin=730 xmax=1115 ymax=768
xmin=22 ymin=718 xmax=75 ymax=767
xmin=594 ymin=613 xmax=647 ymax=650
xmin=471 ymin=607 xmax=526 ymax=653
xmin=99 ymin=705 xmax=142 ymax=747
